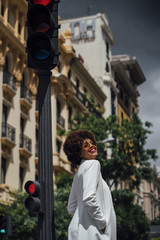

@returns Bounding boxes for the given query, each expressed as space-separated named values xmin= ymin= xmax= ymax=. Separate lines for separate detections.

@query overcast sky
xmin=59 ymin=0 xmax=160 ymax=166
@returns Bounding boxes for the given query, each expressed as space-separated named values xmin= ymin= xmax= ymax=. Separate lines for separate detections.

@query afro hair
xmin=63 ymin=129 xmax=96 ymax=165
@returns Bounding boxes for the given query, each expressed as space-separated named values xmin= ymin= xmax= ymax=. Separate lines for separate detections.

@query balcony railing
xmin=1 ymin=122 xmax=16 ymax=143
xmin=57 ymin=115 xmax=65 ymax=129
xmin=71 ymin=82 xmax=87 ymax=106
xmin=20 ymin=85 xmax=32 ymax=104
xmin=20 ymin=134 xmax=32 ymax=153
xmin=3 ymin=71 xmax=16 ymax=90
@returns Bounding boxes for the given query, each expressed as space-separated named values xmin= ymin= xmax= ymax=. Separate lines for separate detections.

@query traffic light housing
xmin=0 ymin=215 xmax=13 ymax=238
xmin=24 ymin=180 xmax=44 ymax=213
xmin=27 ymin=0 xmax=59 ymax=70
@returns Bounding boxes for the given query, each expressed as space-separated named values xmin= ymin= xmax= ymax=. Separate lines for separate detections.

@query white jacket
xmin=67 ymin=159 xmax=117 ymax=240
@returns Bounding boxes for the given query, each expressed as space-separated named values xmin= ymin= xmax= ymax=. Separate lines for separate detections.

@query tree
xmin=0 ymin=174 xmax=73 ymax=240
xmin=54 ymin=173 xmax=73 ymax=240
xmin=68 ymin=110 xmax=158 ymax=239
xmin=71 ymin=110 xmax=158 ymax=190
xmin=0 ymin=191 xmax=38 ymax=240
xmin=112 ymin=189 xmax=150 ymax=240
xmin=103 ymin=113 xmax=158 ymax=189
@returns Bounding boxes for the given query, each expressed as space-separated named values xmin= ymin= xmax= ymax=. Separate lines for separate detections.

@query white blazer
xmin=67 ymin=159 xmax=117 ymax=240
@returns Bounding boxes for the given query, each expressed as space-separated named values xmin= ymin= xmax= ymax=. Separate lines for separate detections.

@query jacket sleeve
xmin=82 ymin=160 xmax=106 ymax=230
xmin=67 ymin=177 xmax=77 ymax=215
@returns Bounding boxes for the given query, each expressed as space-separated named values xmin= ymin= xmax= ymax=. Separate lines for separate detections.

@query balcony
xmin=20 ymin=86 xmax=32 ymax=114
xmin=71 ymin=82 xmax=87 ymax=106
xmin=19 ymin=134 xmax=32 ymax=158
xmin=1 ymin=122 xmax=16 ymax=149
xmin=57 ymin=115 xmax=65 ymax=129
xmin=2 ymin=71 xmax=16 ymax=102
xmin=53 ymin=153 xmax=72 ymax=174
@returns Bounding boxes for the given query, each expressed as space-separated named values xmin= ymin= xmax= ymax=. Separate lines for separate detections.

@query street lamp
xmin=97 ymin=137 xmax=114 ymax=143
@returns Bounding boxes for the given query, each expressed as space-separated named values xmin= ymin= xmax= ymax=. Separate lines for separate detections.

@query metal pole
xmin=37 ymin=69 xmax=55 ymax=240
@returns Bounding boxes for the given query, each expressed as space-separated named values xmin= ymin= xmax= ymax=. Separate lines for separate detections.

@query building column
xmin=3 ymin=0 xmax=8 ymax=25
xmin=14 ymin=6 xmax=19 ymax=37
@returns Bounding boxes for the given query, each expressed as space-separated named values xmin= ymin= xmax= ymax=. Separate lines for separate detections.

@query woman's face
xmin=81 ymin=138 xmax=98 ymax=160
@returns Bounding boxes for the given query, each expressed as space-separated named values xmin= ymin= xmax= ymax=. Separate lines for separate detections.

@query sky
xmin=59 ymin=0 xmax=160 ymax=166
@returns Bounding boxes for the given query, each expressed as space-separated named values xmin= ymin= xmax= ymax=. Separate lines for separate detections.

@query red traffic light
xmin=25 ymin=180 xmax=40 ymax=196
xmin=32 ymin=0 xmax=51 ymax=5
xmin=24 ymin=181 xmax=42 ymax=213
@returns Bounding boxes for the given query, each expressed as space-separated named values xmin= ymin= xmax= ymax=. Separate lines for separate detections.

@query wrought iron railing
xmin=20 ymin=85 xmax=32 ymax=104
xmin=20 ymin=134 xmax=32 ymax=153
xmin=1 ymin=122 xmax=16 ymax=142
xmin=3 ymin=71 xmax=16 ymax=90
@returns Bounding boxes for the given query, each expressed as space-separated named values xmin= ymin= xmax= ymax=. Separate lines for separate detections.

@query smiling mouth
xmin=89 ymin=147 xmax=97 ymax=153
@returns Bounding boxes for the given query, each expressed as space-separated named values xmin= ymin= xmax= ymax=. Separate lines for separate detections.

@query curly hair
xmin=63 ymin=129 xmax=96 ymax=165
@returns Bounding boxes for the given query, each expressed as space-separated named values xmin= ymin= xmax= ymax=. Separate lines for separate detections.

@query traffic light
xmin=27 ymin=0 xmax=59 ymax=70
xmin=0 ymin=215 xmax=13 ymax=238
xmin=0 ymin=215 xmax=6 ymax=236
xmin=24 ymin=180 xmax=44 ymax=213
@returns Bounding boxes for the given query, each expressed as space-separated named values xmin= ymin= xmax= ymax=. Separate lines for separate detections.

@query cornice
xmin=111 ymin=60 xmax=139 ymax=97
xmin=71 ymin=57 xmax=107 ymax=103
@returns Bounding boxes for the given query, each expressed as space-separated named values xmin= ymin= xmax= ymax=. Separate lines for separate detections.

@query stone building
xmin=0 ymin=1 xmax=106 ymax=204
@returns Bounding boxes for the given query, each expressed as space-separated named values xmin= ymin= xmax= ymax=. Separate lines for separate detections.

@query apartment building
xmin=60 ymin=13 xmax=118 ymax=119
xmin=61 ymin=14 xmax=160 ymax=220
xmin=0 ymin=1 xmax=106 ymax=204
xmin=111 ymin=54 xmax=146 ymax=121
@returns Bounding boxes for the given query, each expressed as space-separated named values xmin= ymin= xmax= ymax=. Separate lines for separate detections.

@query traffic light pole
xmin=37 ymin=69 xmax=55 ymax=240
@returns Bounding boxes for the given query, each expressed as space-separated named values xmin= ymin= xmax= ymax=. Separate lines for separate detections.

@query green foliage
xmin=70 ymin=111 xmax=157 ymax=190
xmin=0 ymin=191 xmax=38 ymax=240
xmin=54 ymin=173 xmax=73 ymax=240
xmin=0 ymin=110 xmax=157 ymax=240
xmin=0 ymin=174 xmax=73 ymax=240
xmin=112 ymin=189 xmax=150 ymax=240
xmin=151 ymin=215 xmax=160 ymax=225
xmin=103 ymin=113 xmax=158 ymax=189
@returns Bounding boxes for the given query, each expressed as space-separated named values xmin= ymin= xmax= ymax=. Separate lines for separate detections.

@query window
xmin=2 ymin=105 xmax=8 ymax=137
xmin=58 ymin=61 xmax=61 ymax=73
xmin=1 ymin=158 xmax=6 ymax=184
xmin=121 ymin=112 xmax=124 ymax=120
xmin=76 ymin=78 xmax=80 ymax=93
xmin=68 ymin=69 xmax=71 ymax=80
xmin=106 ymin=41 xmax=109 ymax=59
xmin=4 ymin=56 xmax=9 ymax=70
xmin=68 ymin=106 xmax=72 ymax=124
xmin=105 ymin=62 xmax=109 ymax=72
xmin=19 ymin=167 xmax=24 ymax=191
xmin=56 ymin=140 xmax=61 ymax=154
xmin=8 ymin=7 xmax=15 ymax=28
xmin=1 ymin=0 xmax=5 ymax=16
xmin=2 ymin=105 xmax=7 ymax=123
xmin=20 ymin=118 xmax=25 ymax=147
xmin=56 ymin=99 xmax=61 ymax=119
xmin=18 ymin=21 xmax=21 ymax=35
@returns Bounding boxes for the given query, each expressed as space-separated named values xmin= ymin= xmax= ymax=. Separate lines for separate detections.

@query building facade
xmin=60 ymin=13 xmax=118 ymax=119
xmin=61 ymin=14 xmax=160 ymax=220
xmin=0 ymin=1 xmax=106 ymax=205
xmin=0 ymin=1 xmax=159 ymax=221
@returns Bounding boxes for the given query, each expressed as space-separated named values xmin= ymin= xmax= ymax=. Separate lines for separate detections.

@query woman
xmin=63 ymin=129 xmax=116 ymax=240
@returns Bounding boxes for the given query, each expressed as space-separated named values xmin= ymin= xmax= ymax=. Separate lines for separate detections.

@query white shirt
xmin=67 ymin=159 xmax=117 ymax=240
